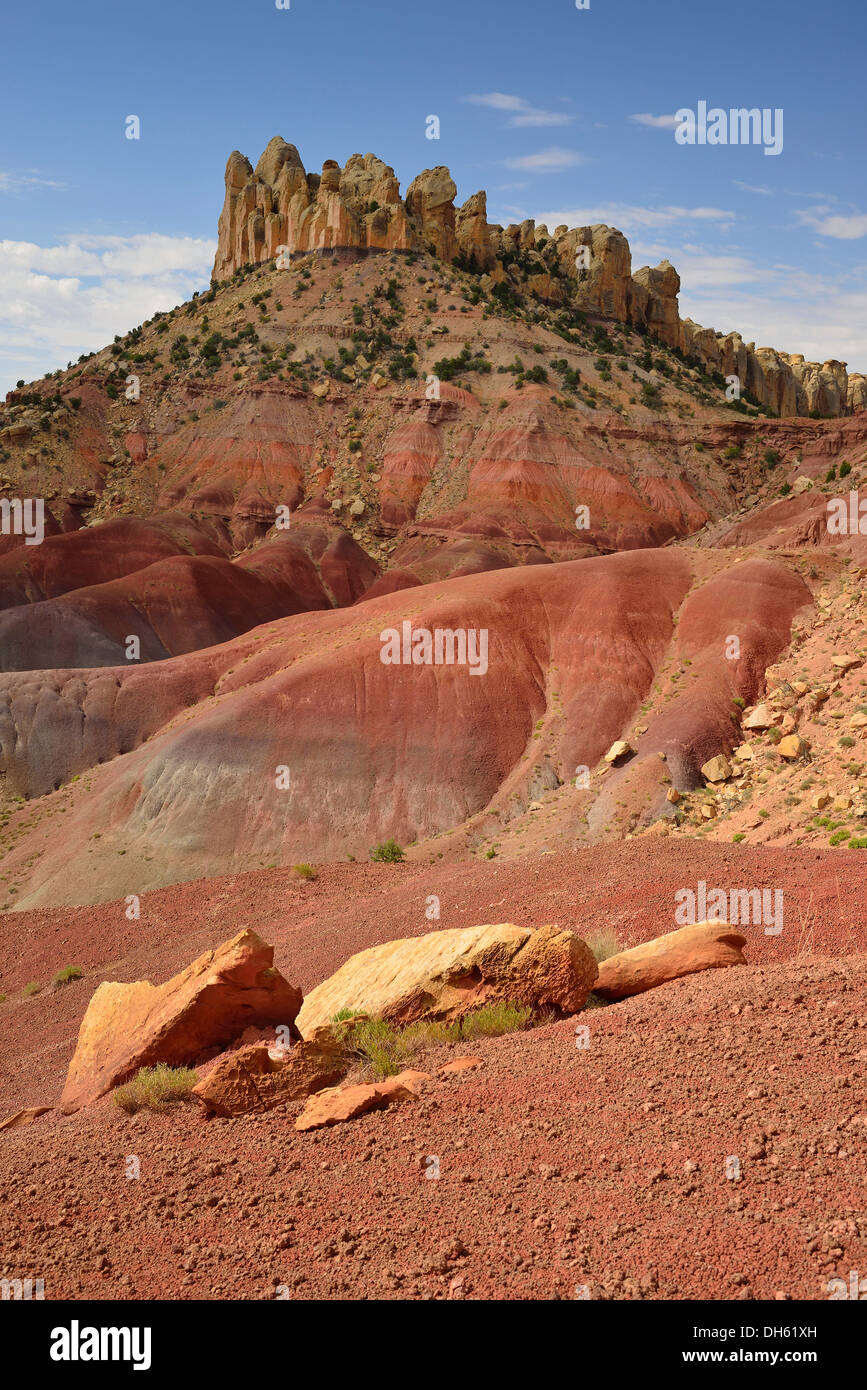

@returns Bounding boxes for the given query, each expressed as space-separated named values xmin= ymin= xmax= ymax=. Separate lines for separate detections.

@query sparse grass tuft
xmin=334 ymin=1000 xmax=533 ymax=1078
xmin=459 ymin=1001 xmax=532 ymax=1039
xmin=584 ymin=927 xmax=620 ymax=964
xmin=23 ymin=981 xmax=42 ymax=997
xmin=113 ymin=1065 xmax=198 ymax=1114
xmin=52 ymin=966 xmax=83 ymax=988
xmin=291 ymin=863 xmax=316 ymax=880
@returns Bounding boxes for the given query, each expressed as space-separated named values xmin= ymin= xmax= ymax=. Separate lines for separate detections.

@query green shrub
xmin=370 ymin=839 xmax=405 ymax=863
xmin=460 ymin=1001 xmax=533 ymax=1039
xmin=840 ymin=461 xmax=851 ymax=478
xmin=23 ymin=982 xmax=41 ymax=997
xmin=52 ymin=966 xmax=83 ymax=988
xmin=292 ymin=863 xmax=316 ymax=880
xmin=112 ymin=1065 xmax=198 ymax=1114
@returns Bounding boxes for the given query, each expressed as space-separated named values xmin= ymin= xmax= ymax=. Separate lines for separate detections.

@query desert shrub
xmin=333 ymin=1002 xmax=532 ymax=1078
xmin=112 ymin=1065 xmax=198 ymax=1114
xmin=52 ymin=966 xmax=82 ymax=988
xmin=337 ymin=1018 xmax=412 ymax=1078
xmin=370 ymin=839 xmax=405 ymax=863
xmin=840 ymin=461 xmax=851 ymax=478
xmin=292 ymin=863 xmax=316 ymax=880
xmin=23 ymin=982 xmax=41 ymax=997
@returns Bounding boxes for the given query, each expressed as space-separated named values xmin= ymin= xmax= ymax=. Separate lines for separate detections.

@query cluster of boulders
xmin=37 ymin=919 xmax=749 ymax=1132
xmin=212 ymin=136 xmax=866 ymax=418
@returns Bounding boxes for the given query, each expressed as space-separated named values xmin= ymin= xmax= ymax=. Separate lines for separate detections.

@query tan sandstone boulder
xmin=60 ymin=930 xmax=302 ymax=1114
xmin=295 ymin=1069 xmax=430 ymax=1132
xmin=594 ymin=922 xmax=747 ymax=1000
xmin=296 ymin=922 xmax=597 ymax=1036
xmin=191 ymin=1037 xmax=347 ymax=1117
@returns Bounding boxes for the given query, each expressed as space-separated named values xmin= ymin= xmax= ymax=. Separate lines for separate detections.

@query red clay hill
xmin=0 ymin=137 xmax=866 ymax=909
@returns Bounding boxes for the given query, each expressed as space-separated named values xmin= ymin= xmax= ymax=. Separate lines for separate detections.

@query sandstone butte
xmin=213 ymin=136 xmax=865 ymax=420
xmin=593 ymin=922 xmax=748 ymax=1001
xmin=60 ymin=930 xmax=302 ymax=1114
xmin=295 ymin=921 xmax=598 ymax=1037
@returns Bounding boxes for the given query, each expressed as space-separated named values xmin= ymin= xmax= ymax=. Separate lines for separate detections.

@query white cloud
xmin=629 ymin=113 xmax=678 ymax=129
xmin=0 ymin=232 xmax=215 ymax=396
xmin=680 ymin=281 xmax=867 ymax=372
xmin=534 ymin=202 xmax=735 ymax=232
xmin=466 ymin=93 xmax=572 ymax=128
xmin=504 ymin=147 xmax=586 ymax=174
xmin=733 ymin=180 xmax=774 ymax=195
xmin=0 ymin=170 xmax=66 ymax=194
xmin=795 ymin=208 xmax=867 ymax=240
xmin=661 ymin=253 xmax=764 ymax=288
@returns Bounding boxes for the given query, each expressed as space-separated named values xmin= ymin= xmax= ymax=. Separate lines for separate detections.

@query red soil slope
xmin=0 ymin=548 xmax=809 ymax=908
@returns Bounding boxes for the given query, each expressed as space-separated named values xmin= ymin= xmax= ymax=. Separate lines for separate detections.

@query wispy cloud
xmin=0 ymin=232 xmax=215 ymax=396
xmin=795 ymin=208 xmax=867 ymax=240
xmin=733 ymin=180 xmax=774 ymax=195
xmin=466 ymin=93 xmax=572 ymax=128
xmin=534 ymin=202 xmax=735 ymax=232
xmin=0 ymin=170 xmax=66 ymax=194
xmin=504 ymin=147 xmax=586 ymax=174
xmin=629 ymin=113 xmax=678 ymax=129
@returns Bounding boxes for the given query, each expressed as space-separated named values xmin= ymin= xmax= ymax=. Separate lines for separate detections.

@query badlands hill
xmin=2 ymin=139 xmax=867 ymax=1309
xmin=0 ymin=138 xmax=866 ymax=911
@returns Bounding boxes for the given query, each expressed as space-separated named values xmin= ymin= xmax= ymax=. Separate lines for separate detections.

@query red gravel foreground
xmin=0 ymin=840 xmax=865 ymax=1301
xmin=0 ymin=953 xmax=864 ymax=1302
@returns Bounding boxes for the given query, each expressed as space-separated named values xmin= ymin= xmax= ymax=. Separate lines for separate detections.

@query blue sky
xmin=1 ymin=0 xmax=865 ymax=395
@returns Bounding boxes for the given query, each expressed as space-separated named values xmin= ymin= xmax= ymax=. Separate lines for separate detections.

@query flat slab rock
xmin=295 ymin=1069 xmax=431 ymax=1131
xmin=594 ymin=921 xmax=747 ymax=1000
xmin=0 ymin=1106 xmax=52 ymax=1132
xmin=61 ymin=930 xmax=302 ymax=1114
xmin=296 ymin=921 xmax=597 ymax=1036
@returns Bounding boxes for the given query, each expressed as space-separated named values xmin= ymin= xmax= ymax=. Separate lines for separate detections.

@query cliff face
xmin=212 ymin=137 xmax=864 ymax=420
